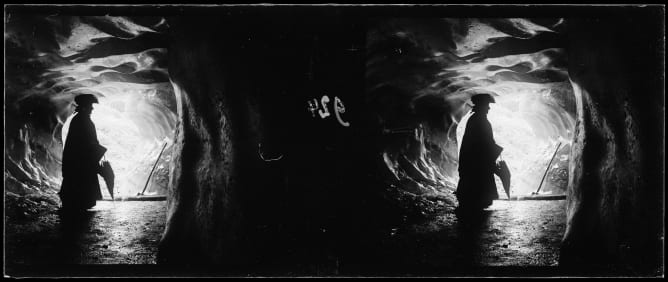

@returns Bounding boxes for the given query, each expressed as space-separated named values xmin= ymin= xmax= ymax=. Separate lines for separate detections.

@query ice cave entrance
xmin=62 ymin=88 xmax=176 ymax=199
xmin=455 ymin=84 xmax=575 ymax=198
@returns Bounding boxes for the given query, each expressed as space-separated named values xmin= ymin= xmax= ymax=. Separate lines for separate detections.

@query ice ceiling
xmin=6 ymin=15 xmax=176 ymax=197
xmin=367 ymin=18 xmax=575 ymax=197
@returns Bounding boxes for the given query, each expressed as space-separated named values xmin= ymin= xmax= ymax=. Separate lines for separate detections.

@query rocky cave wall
xmin=560 ymin=9 xmax=664 ymax=273
xmin=158 ymin=11 xmax=379 ymax=265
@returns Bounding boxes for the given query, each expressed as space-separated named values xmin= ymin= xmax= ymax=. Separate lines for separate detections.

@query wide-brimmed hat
xmin=74 ymin=94 xmax=99 ymax=106
xmin=471 ymin=93 xmax=496 ymax=106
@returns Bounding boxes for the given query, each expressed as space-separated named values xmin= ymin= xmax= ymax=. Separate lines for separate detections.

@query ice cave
xmin=4 ymin=5 xmax=664 ymax=277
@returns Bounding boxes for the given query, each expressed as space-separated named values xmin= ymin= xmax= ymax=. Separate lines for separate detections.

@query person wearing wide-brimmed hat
xmin=59 ymin=94 xmax=105 ymax=212
xmin=455 ymin=93 xmax=503 ymax=213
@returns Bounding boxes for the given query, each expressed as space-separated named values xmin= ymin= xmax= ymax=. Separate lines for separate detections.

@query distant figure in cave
xmin=456 ymin=93 xmax=503 ymax=213
xmin=59 ymin=94 xmax=106 ymax=213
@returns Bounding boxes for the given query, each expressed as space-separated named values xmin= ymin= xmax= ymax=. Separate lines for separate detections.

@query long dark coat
xmin=456 ymin=111 xmax=502 ymax=210
xmin=59 ymin=112 xmax=103 ymax=210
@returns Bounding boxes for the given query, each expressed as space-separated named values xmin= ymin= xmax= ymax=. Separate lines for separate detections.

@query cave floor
xmin=287 ymin=199 xmax=569 ymax=277
xmin=5 ymin=199 xmax=567 ymax=277
xmin=404 ymin=199 xmax=566 ymax=268
xmin=369 ymin=199 xmax=566 ymax=275
xmin=5 ymin=200 xmax=166 ymax=275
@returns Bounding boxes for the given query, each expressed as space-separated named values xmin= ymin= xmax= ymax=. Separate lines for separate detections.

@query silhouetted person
xmin=456 ymin=94 xmax=503 ymax=213
xmin=59 ymin=94 xmax=105 ymax=213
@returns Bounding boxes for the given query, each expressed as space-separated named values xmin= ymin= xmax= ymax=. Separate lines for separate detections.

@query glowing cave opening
xmin=455 ymin=86 xmax=574 ymax=198
xmin=62 ymin=90 xmax=176 ymax=199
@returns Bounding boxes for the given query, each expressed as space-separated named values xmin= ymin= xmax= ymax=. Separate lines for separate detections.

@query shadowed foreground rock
xmin=157 ymin=11 xmax=377 ymax=267
xmin=560 ymin=9 xmax=664 ymax=275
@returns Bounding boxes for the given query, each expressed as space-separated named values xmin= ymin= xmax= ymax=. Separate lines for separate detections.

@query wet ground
xmin=396 ymin=200 xmax=564 ymax=270
xmin=324 ymin=198 xmax=567 ymax=277
xmin=5 ymin=199 xmax=567 ymax=277
xmin=5 ymin=201 xmax=166 ymax=275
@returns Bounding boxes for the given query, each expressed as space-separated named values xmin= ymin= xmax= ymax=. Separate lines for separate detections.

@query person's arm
xmin=83 ymin=119 xmax=105 ymax=164
xmin=484 ymin=120 xmax=502 ymax=163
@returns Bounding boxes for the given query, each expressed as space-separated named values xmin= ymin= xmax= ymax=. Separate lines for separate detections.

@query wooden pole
xmin=139 ymin=141 xmax=169 ymax=196
xmin=535 ymin=142 xmax=562 ymax=195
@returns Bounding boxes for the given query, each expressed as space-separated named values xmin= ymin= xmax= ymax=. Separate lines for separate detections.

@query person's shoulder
xmin=70 ymin=113 xmax=91 ymax=125
xmin=469 ymin=113 xmax=483 ymax=122
xmin=73 ymin=113 xmax=91 ymax=120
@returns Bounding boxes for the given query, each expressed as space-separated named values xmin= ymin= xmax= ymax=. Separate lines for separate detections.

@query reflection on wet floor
xmin=456 ymin=200 xmax=566 ymax=267
xmin=383 ymin=199 xmax=566 ymax=273
xmin=7 ymin=199 xmax=564 ymax=276
xmin=331 ymin=199 xmax=566 ymax=276
xmin=53 ymin=201 xmax=167 ymax=265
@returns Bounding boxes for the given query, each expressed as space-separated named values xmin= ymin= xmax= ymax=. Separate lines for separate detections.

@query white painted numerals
xmin=334 ymin=96 xmax=349 ymax=127
xmin=318 ymin=95 xmax=331 ymax=119
xmin=307 ymin=99 xmax=319 ymax=117
xmin=307 ymin=95 xmax=350 ymax=127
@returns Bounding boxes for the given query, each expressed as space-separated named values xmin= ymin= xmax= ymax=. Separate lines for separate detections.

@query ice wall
xmin=5 ymin=12 xmax=177 ymax=199
xmin=366 ymin=18 xmax=575 ymax=199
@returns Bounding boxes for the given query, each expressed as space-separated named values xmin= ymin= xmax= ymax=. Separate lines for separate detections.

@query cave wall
xmin=4 ymin=8 xmax=177 ymax=201
xmin=561 ymin=9 xmax=664 ymax=274
xmin=158 ymin=10 xmax=374 ymax=265
xmin=159 ymin=16 xmax=255 ymax=264
xmin=5 ymin=13 xmax=71 ymax=195
xmin=365 ymin=17 xmax=576 ymax=199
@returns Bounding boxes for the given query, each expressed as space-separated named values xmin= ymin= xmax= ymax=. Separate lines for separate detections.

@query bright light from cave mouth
xmin=62 ymin=96 xmax=173 ymax=199
xmin=456 ymin=95 xmax=569 ymax=198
